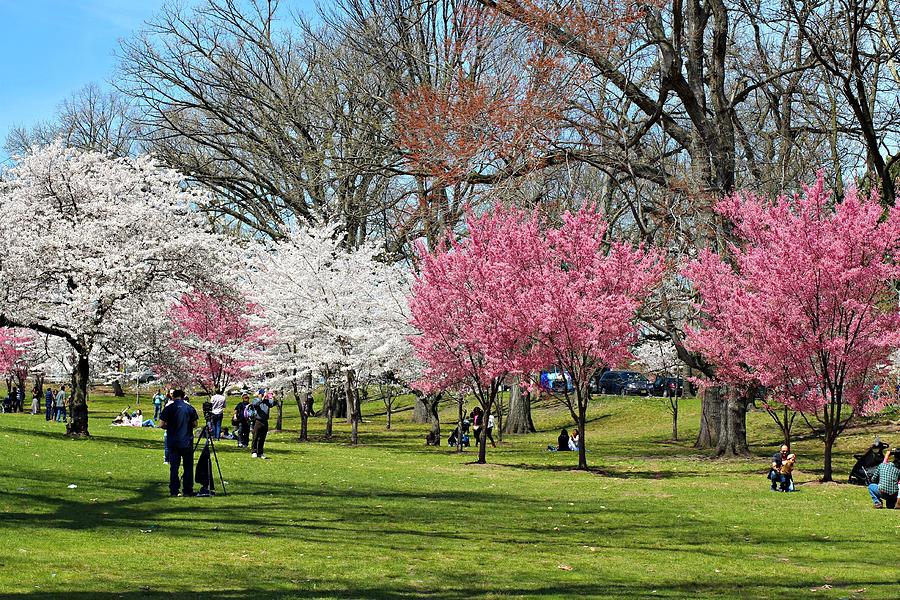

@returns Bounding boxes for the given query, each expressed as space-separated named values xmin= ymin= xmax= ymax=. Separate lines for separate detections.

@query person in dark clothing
xmin=233 ymin=394 xmax=250 ymax=448
xmin=557 ymin=429 xmax=570 ymax=451
xmin=44 ymin=388 xmax=54 ymax=421
xmin=159 ymin=389 xmax=199 ymax=497
xmin=250 ymin=392 xmax=275 ymax=459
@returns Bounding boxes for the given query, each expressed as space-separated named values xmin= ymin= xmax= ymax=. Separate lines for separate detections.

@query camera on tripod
xmin=202 ymin=400 xmax=213 ymax=423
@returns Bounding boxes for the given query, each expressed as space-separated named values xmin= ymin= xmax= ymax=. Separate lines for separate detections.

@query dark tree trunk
xmin=275 ymin=396 xmax=283 ymax=432
xmin=671 ymin=395 xmax=679 ymax=441
xmin=428 ymin=394 xmax=441 ymax=445
xmin=457 ymin=394 xmax=465 ymax=453
xmin=386 ymin=402 xmax=392 ymax=430
xmin=576 ymin=387 xmax=588 ymax=470
xmin=714 ymin=386 xmax=750 ymax=457
xmin=505 ymin=379 xmax=536 ymax=434
xmin=67 ymin=354 xmax=90 ymax=437
xmin=822 ymin=433 xmax=836 ymax=482
xmin=292 ymin=381 xmax=308 ymax=442
xmin=412 ymin=395 xmax=430 ymax=423
xmin=695 ymin=385 xmax=723 ymax=448
xmin=323 ymin=376 xmax=334 ymax=440
xmin=348 ymin=370 xmax=361 ymax=445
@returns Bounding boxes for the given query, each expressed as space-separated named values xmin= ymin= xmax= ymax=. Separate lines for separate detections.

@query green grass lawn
xmin=0 ymin=390 xmax=898 ymax=599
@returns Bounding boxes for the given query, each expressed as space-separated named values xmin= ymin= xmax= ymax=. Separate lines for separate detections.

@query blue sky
xmin=0 ymin=0 xmax=316 ymax=158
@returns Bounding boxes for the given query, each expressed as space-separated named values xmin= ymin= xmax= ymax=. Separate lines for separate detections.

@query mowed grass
xmin=0 ymin=390 xmax=898 ymax=599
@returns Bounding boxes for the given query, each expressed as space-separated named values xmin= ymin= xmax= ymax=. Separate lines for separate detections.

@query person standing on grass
xmin=30 ymin=386 xmax=40 ymax=415
xmin=868 ymin=449 xmax=900 ymax=509
xmin=233 ymin=393 xmax=250 ymax=448
xmin=486 ymin=412 xmax=497 ymax=448
xmin=152 ymin=388 xmax=165 ymax=421
xmin=54 ymin=385 xmax=67 ymax=422
xmin=44 ymin=387 xmax=54 ymax=421
xmin=250 ymin=391 xmax=275 ymax=459
xmin=159 ymin=389 xmax=199 ymax=497
xmin=209 ymin=390 xmax=226 ymax=440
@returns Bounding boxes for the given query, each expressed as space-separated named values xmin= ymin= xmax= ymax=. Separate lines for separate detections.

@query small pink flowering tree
xmin=684 ymin=174 xmax=900 ymax=481
xmin=409 ymin=208 xmax=539 ymax=464
xmin=158 ymin=290 xmax=267 ymax=395
xmin=515 ymin=207 xmax=665 ymax=470
xmin=0 ymin=328 xmax=36 ymax=394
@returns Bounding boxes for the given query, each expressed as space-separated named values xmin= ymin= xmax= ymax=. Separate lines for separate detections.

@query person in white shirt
xmin=486 ymin=413 xmax=497 ymax=448
xmin=209 ymin=392 xmax=227 ymax=439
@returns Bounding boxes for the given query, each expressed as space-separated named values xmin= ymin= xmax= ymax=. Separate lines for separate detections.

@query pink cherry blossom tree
xmin=158 ymin=290 xmax=268 ymax=395
xmin=0 ymin=328 xmax=36 ymax=396
xmin=514 ymin=207 xmax=665 ymax=470
xmin=683 ymin=174 xmax=900 ymax=481
xmin=409 ymin=204 xmax=663 ymax=468
xmin=409 ymin=208 xmax=540 ymax=464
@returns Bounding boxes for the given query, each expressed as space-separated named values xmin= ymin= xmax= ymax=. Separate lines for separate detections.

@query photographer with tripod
xmin=159 ymin=389 xmax=199 ymax=497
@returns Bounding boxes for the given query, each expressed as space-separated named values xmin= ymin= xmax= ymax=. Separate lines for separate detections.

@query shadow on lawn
xmin=0 ymin=577 xmax=897 ymax=599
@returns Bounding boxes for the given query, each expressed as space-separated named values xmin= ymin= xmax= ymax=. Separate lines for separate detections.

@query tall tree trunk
xmin=714 ymin=386 xmax=750 ymax=457
xmin=505 ymin=378 xmax=536 ymax=434
xmin=348 ymin=370 xmax=361 ymax=445
xmin=385 ymin=401 xmax=392 ymax=430
xmin=67 ymin=353 xmax=90 ymax=437
xmin=323 ymin=376 xmax=334 ymax=440
xmin=275 ymin=395 xmax=283 ymax=432
xmin=457 ymin=394 xmax=465 ymax=454
xmin=576 ymin=388 xmax=588 ymax=470
xmin=822 ymin=431 xmax=836 ymax=482
xmin=412 ymin=395 xmax=430 ymax=423
xmin=292 ymin=381 xmax=308 ymax=442
xmin=695 ymin=385 xmax=723 ymax=448
xmin=671 ymin=396 xmax=679 ymax=441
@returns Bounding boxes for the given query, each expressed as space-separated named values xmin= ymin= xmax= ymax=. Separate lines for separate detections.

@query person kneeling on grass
xmin=768 ymin=445 xmax=789 ymax=491
xmin=779 ymin=453 xmax=796 ymax=492
xmin=868 ymin=449 xmax=900 ymax=509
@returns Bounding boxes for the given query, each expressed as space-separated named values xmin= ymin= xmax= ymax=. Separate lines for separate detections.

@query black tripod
xmin=193 ymin=422 xmax=227 ymax=496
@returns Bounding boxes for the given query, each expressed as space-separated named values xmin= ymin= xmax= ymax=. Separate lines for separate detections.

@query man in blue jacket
xmin=160 ymin=389 xmax=199 ymax=497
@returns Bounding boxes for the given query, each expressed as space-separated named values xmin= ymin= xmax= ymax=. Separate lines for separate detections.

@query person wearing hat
xmin=868 ymin=448 xmax=900 ymax=509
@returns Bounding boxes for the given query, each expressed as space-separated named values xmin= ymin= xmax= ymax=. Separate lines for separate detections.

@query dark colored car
xmin=650 ymin=376 xmax=684 ymax=397
xmin=595 ymin=371 xmax=651 ymax=396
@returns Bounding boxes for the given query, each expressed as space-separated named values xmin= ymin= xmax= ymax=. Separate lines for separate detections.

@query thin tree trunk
xmin=457 ymin=394 xmax=465 ymax=454
xmin=823 ymin=433 xmax=835 ymax=482
xmin=67 ymin=353 xmax=90 ymax=437
xmin=292 ymin=380 xmax=308 ymax=442
xmin=428 ymin=394 xmax=441 ymax=446
xmin=323 ymin=375 xmax=334 ymax=440
xmin=672 ymin=396 xmax=679 ymax=441
xmin=577 ymin=389 xmax=588 ymax=470
xmin=348 ymin=370 xmax=361 ymax=445
xmin=275 ymin=395 xmax=283 ymax=432
xmin=386 ymin=401 xmax=392 ymax=430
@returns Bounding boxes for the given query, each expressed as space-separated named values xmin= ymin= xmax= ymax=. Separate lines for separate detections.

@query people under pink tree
xmin=684 ymin=173 xmax=900 ymax=481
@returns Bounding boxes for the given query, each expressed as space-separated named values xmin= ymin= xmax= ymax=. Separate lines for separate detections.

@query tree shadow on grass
xmin=0 ymin=576 xmax=897 ymax=599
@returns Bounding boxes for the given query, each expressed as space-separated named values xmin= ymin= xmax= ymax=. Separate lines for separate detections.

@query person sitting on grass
xmin=868 ymin=449 xmax=900 ymax=509
xmin=549 ymin=428 xmax=570 ymax=452
xmin=779 ymin=453 xmax=796 ymax=492
xmin=569 ymin=428 xmax=580 ymax=452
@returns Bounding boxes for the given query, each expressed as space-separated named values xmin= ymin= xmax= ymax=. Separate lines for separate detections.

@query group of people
xmin=1 ymin=384 xmax=68 ymax=422
xmin=111 ymin=407 xmax=154 ymax=427
xmin=548 ymin=428 xmax=581 ymax=452
xmin=158 ymin=387 xmax=278 ymax=498
xmin=446 ymin=406 xmax=497 ymax=448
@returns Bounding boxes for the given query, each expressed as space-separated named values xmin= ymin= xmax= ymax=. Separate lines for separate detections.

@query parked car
xmin=540 ymin=366 xmax=574 ymax=392
xmin=595 ymin=371 xmax=651 ymax=396
xmin=650 ymin=376 xmax=684 ymax=397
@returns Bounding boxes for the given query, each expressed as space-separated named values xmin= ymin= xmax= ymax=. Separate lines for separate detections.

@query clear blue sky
xmin=0 ymin=0 xmax=316 ymax=158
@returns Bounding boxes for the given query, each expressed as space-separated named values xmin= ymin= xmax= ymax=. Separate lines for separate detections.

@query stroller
xmin=848 ymin=438 xmax=890 ymax=485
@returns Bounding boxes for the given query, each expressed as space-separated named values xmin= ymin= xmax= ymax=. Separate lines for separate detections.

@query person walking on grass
xmin=486 ymin=412 xmax=497 ymax=448
xmin=54 ymin=385 xmax=67 ymax=422
xmin=159 ymin=389 xmax=198 ymax=497
xmin=868 ymin=449 xmax=900 ymax=509
xmin=250 ymin=391 xmax=275 ymax=459
xmin=233 ymin=393 xmax=250 ymax=448
xmin=30 ymin=386 xmax=40 ymax=415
